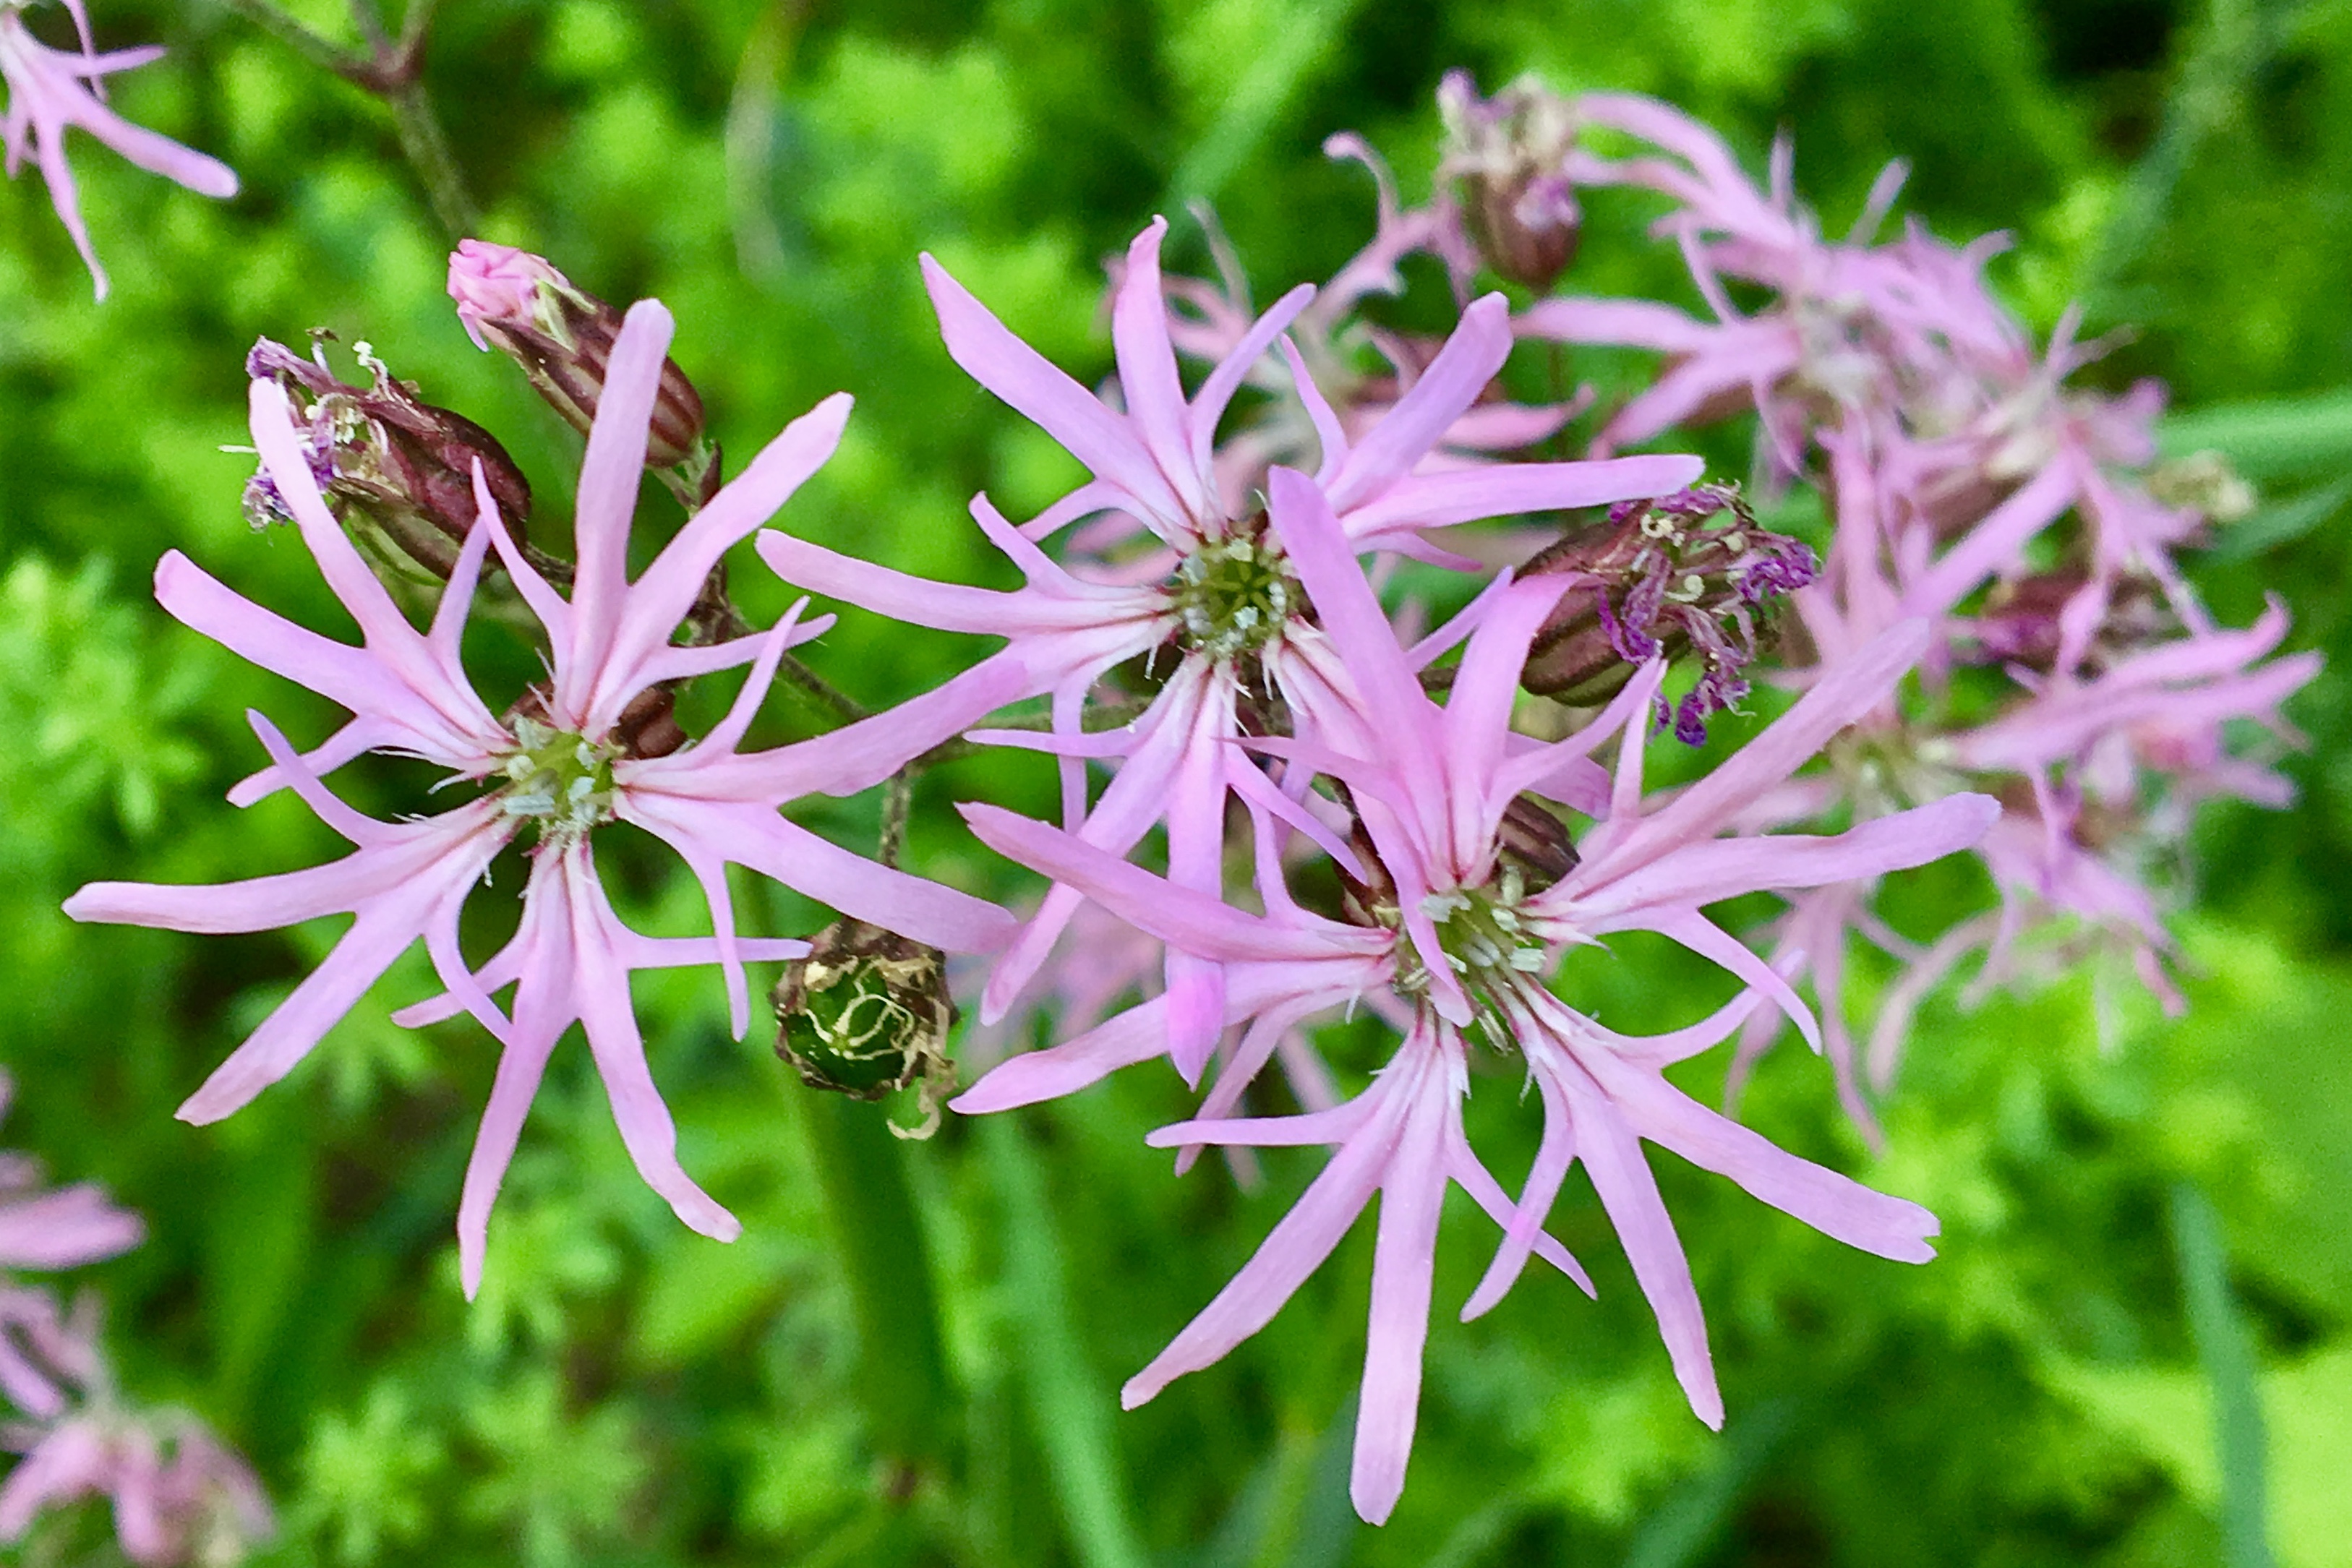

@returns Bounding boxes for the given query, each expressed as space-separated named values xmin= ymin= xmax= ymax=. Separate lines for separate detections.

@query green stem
xmin=777 ymin=654 xmax=871 ymax=726
xmin=215 ymin=0 xmax=356 ymax=77
xmin=395 ymin=0 xmax=440 ymax=55
xmin=385 ymin=79 xmax=477 ymax=240
xmin=982 ymin=1117 xmax=1149 ymax=1568
xmin=223 ymin=0 xmax=478 ymax=240
xmin=2170 ymin=1183 xmax=2275 ymax=1568
xmin=880 ymin=769 xmax=914 ymax=867
xmin=801 ymin=1094 xmax=955 ymax=1473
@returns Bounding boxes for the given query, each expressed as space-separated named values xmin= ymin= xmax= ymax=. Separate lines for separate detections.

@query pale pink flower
xmin=67 ymin=301 xmax=1018 ymax=1294
xmin=0 ymin=1077 xmax=141 ymax=1280
xmin=0 ymin=0 xmax=236 ymax=300
xmin=1516 ymin=93 xmax=2217 ymax=636
xmin=952 ymin=466 xmax=1993 ymax=1522
xmin=0 ymin=1074 xmax=140 ymax=1422
xmin=0 ymin=1325 xmax=273 ymax=1568
xmin=761 ymin=219 xmax=1698 ymax=1076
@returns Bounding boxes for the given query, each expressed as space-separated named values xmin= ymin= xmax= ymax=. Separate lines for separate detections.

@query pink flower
xmin=0 ymin=1 xmax=236 ymax=300
xmin=1 ymin=1393 xmax=273 ymax=1567
xmin=0 ymin=1074 xmax=140 ymax=1423
xmin=952 ymin=466 xmax=1995 ymax=1522
xmin=761 ymin=220 xmax=1700 ymax=1075
xmin=66 ymin=300 xmax=1018 ymax=1294
xmin=0 ymin=1077 xmax=142 ymax=1280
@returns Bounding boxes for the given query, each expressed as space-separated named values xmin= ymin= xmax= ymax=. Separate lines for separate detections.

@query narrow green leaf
xmin=2170 ymin=1183 xmax=2276 ymax=1568
xmin=1164 ymin=0 xmax=1369 ymax=209
xmin=1622 ymin=1399 xmax=1798 ymax=1568
xmin=982 ymin=1117 xmax=1149 ymax=1568
xmin=801 ymin=1092 xmax=954 ymax=1469
xmin=2158 ymin=393 xmax=2352 ymax=480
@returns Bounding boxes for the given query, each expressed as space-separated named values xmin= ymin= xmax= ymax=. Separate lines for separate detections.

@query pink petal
xmin=1122 ymin=1089 xmax=1406 ymax=1409
xmin=1461 ymin=1063 xmax=1578 ymax=1319
xmin=1583 ymin=794 xmax=2000 ymax=920
xmin=1517 ymin=296 xmax=1718 ymax=351
xmin=247 ymin=384 xmax=495 ymax=742
xmin=959 ymin=805 xmax=1381 ymax=963
xmin=1191 ymin=283 xmax=1318 ymax=474
xmin=1351 ymin=1080 xmax=1450 ymax=1525
xmin=1442 ymin=574 xmax=1568 ymax=866
xmin=1145 ymin=1095 xmax=1382 ymax=1150
xmin=564 ymin=852 xmax=742 ymax=1243
xmin=1324 ymin=295 xmax=1512 ymax=515
xmin=1582 ymin=1046 xmax=1938 ymax=1262
xmin=1111 ymin=218 xmax=1207 ymax=519
xmin=641 ymin=652 xmax=1030 ymax=804
xmin=0 ymin=1185 xmax=142 ymax=1269
xmin=169 ymin=821 xmax=506 ymax=1124
xmin=1560 ymin=1065 xmax=1724 ymax=1428
xmin=153 ymin=552 xmax=473 ymax=773
xmin=1592 ymin=620 xmax=1930 ymax=881
xmin=72 ymin=86 xmax=236 ymax=197
xmin=1281 ymin=337 xmax=1352 ymax=481
xmin=952 ymin=995 xmax=1174 ymax=1113
xmin=1263 ymin=468 xmax=1440 ymax=793
xmin=922 ymin=253 xmax=1183 ymax=528
xmin=589 ymin=393 xmax=852 ymax=732
xmin=562 ymin=299 xmax=676 ymax=714
xmin=457 ymin=994 xmax=560 ymax=1299
xmin=1639 ymin=907 xmax=1823 ymax=1052
xmin=1340 ymin=454 xmax=1709 ymax=542
xmin=1900 ymin=457 xmax=2079 ymax=619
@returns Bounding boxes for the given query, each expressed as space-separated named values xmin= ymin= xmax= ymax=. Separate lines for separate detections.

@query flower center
xmin=1393 ymin=868 xmax=1552 ymax=1049
xmin=1171 ymin=524 xmax=1299 ymax=661
xmin=495 ymin=714 xmax=617 ymax=845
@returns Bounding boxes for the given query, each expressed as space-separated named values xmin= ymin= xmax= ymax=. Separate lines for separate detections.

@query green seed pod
xmin=772 ymin=921 xmax=956 ymax=1139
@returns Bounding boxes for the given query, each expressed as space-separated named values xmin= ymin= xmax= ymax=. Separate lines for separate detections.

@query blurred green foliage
xmin=2 ymin=0 xmax=2350 ymax=1564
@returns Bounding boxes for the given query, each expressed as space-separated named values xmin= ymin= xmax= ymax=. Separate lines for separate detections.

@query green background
xmin=3 ymin=0 xmax=2351 ymax=1563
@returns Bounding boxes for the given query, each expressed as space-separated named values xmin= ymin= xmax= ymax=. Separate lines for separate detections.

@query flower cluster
xmin=1 ymin=1074 xmax=271 ymax=1565
xmin=1476 ymin=78 xmax=2319 ymax=1132
xmin=33 ymin=30 xmax=2317 ymax=1536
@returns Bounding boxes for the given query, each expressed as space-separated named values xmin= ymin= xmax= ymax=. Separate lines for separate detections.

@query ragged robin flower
xmin=0 ymin=0 xmax=236 ymax=300
xmin=66 ymin=300 xmax=1019 ymax=1294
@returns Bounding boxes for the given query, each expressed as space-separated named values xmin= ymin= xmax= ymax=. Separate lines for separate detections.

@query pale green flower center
xmin=1394 ymin=868 xmax=1551 ymax=1048
xmin=1171 ymin=532 xmax=1299 ymax=661
xmin=495 ymin=715 xmax=617 ymax=845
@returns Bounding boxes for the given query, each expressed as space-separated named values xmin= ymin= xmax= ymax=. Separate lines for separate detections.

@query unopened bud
xmin=2146 ymin=449 xmax=2257 ymax=525
xmin=1970 ymin=570 xmax=2172 ymax=672
xmin=773 ymin=920 xmax=955 ymax=1139
xmin=1521 ymin=484 xmax=1816 ymax=743
xmin=243 ymin=335 xmax=532 ymax=585
xmin=1498 ymin=794 xmax=1578 ymax=892
xmin=448 ymin=240 xmax=709 ymax=470
xmin=1437 ymin=71 xmax=1583 ymax=291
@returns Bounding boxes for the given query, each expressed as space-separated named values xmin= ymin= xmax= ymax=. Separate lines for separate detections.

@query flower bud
xmin=1968 ymin=570 xmax=2171 ymax=673
xmin=1497 ymin=794 xmax=1578 ymax=892
xmin=448 ymin=240 xmax=708 ymax=470
xmin=243 ymin=335 xmax=532 ymax=585
xmin=1520 ymin=484 xmax=1817 ymax=742
xmin=773 ymin=920 xmax=956 ymax=1139
xmin=1437 ymin=71 xmax=1583 ymax=291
